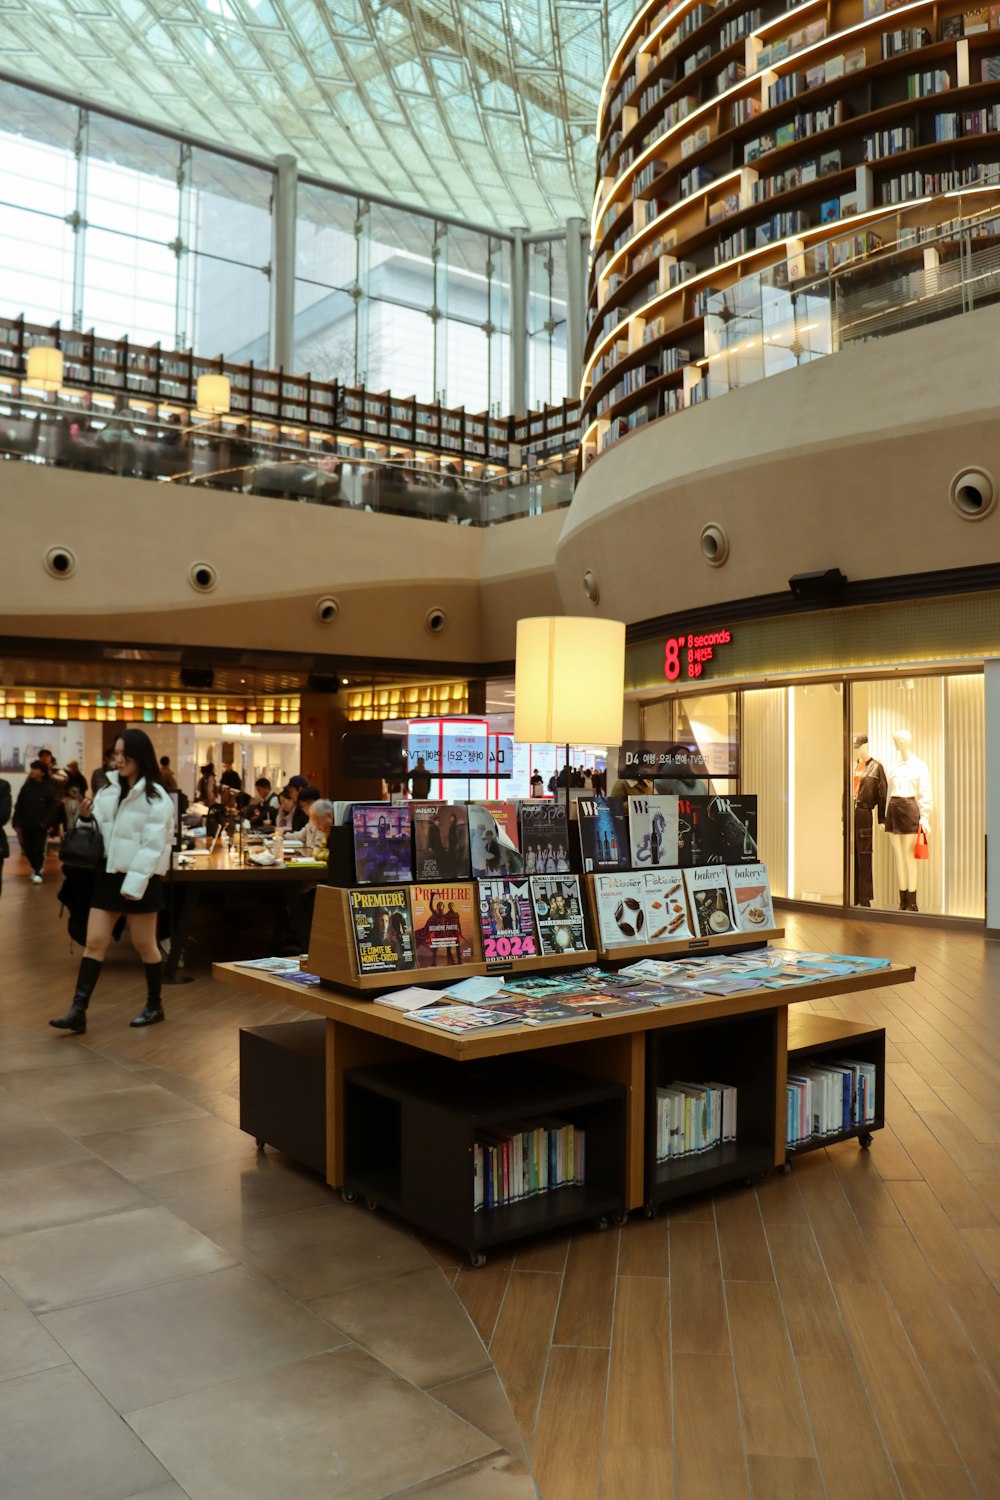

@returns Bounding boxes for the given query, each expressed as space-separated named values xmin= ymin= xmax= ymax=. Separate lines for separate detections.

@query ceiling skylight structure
xmin=1 ymin=1 xmax=634 ymax=230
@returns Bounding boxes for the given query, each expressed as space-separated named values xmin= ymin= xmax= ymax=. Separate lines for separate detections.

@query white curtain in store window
xmin=945 ymin=674 xmax=985 ymax=919
xmin=741 ymin=688 xmax=789 ymax=900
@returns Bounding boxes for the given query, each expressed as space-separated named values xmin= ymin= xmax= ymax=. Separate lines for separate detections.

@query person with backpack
xmin=49 ymin=728 xmax=174 ymax=1035
xmin=12 ymin=761 xmax=58 ymax=883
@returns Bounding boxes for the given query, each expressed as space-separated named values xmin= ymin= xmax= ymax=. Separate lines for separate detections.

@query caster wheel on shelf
xmin=593 ymin=1215 xmax=610 ymax=1231
xmin=859 ymin=1132 xmax=874 ymax=1150
xmin=743 ymin=1177 xmax=754 ymax=1188
xmin=254 ymin=1138 xmax=266 ymax=1151
xmin=468 ymin=1250 xmax=487 ymax=1268
xmin=779 ymin=1162 xmax=792 ymax=1176
xmin=365 ymin=1198 xmax=378 ymax=1211
xmin=612 ymin=1210 xmax=630 ymax=1227
xmin=757 ymin=1171 xmax=770 ymax=1182
xmin=340 ymin=1188 xmax=358 ymax=1204
xmin=642 ymin=1203 xmax=658 ymax=1220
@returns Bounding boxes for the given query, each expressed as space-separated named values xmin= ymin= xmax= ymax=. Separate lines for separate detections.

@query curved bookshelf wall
xmin=582 ymin=0 xmax=1000 ymax=464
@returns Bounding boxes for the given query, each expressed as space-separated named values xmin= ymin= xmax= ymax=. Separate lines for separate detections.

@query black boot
xmin=899 ymin=890 xmax=908 ymax=911
xmin=908 ymin=891 xmax=919 ymax=913
xmin=50 ymin=956 xmax=102 ymax=1034
xmin=130 ymin=962 xmax=165 ymax=1027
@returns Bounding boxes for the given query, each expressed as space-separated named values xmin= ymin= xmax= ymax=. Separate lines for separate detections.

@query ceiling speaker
xmin=180 ymin=666 xmax=214 ymax=690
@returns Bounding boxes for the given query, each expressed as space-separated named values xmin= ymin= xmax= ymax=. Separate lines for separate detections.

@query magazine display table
xmin=215 ymin=959 xmax=910 ymax=1255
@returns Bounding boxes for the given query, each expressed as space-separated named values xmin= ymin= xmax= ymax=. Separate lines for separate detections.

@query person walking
xmin=49 ymin=729 xmax=174 ymax=1035
xmin=158 ymin=756 xmax=178 ymax=791
xmin=13 ymin=761 xmax=58 ymax=883
xmin=0 ymin=775 xmax=10 ymax=897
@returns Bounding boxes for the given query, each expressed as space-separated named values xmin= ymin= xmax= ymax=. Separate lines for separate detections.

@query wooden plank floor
xmin=4 ymin=860 xmax=999 ymax=1498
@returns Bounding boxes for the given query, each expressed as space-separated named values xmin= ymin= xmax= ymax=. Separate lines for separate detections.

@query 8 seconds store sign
xmin=664 ymin=628 xmax=733 ymax=681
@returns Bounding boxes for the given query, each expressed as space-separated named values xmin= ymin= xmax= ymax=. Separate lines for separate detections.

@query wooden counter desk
xmin=164 ymin=850 xmax=324 ymax=980
xmin=214 ymin=960 xmax=914 ymax=1213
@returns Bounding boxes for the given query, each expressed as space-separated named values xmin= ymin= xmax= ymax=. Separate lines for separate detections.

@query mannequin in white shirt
xmin=884 ymin=729 xmax=931 ymax=911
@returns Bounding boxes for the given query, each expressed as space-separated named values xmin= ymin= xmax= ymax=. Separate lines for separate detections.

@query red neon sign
xmin=664 ymin=629 xmax=733 ymax=681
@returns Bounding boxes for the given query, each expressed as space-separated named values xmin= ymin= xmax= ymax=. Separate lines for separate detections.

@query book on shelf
xmin=593 ymin=871 xmax=651 ymax=948
xmin=530 ymin=875 xmax=589 ymax=955
xmin=352 ymin=803 xmax=413 ymax=884
xmin=468 ymin=803 xmax=525 ymax=879
xmin=684 ymin=866 xmax=738 ymax=938
xmin=576 ymin=796 xmax=630 ymax=873
xmin=474 ymin=1120 xmax=585 ymax=1210
xmin=517 ymin=801 xmax=571 ymax=874
xmin=786 ymin=1058 xmax=876 ymax=1144
xmin=478 ymin=878 xmax=539 ymax=965
xmin=641 ymin=871 xmax=695 ymax=941
xmin=411 ymin=883 xmax=477 ymax=967
xmin=655 ymin=1079 xmax=737 ymax=1162
xmin=412 ymin=802 xmax=470 ymax=881
xmin=628 ymin=794 xmax=680 ymax=868
xmin=727 ymin=863 xmax=775 ymax=932
xmin=350 ymin=887 xmax=416 ymax=974
xmin=704 ymin=795 xmax=758 ymax=863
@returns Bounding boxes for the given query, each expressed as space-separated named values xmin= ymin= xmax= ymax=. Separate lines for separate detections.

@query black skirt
xmin=885 ymin=796 xmax=920 ymax=835
xmin=91 ymin=867 xmax=165 ymax=914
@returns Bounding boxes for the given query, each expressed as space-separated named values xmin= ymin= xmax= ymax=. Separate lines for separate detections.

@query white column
xmin=985 ymin=659 xmax=1000 ymax=934
xmin=510 ymin=227 xmax=528 ymax=416
xmin=271 ymin=154 xmax=298 ymax=370
xmin=565 ymin=216 xmax=586 ymax=396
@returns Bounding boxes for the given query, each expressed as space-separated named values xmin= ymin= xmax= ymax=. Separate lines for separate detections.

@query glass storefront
xmin=644 ymin=670 xmax=985 ymax=919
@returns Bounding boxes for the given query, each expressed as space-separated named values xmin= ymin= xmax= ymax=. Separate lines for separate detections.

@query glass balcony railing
xmin=0 ymin=399 xmax=575 ymax=526
xmin=700 ymin=196 xmax=1000 ymax=403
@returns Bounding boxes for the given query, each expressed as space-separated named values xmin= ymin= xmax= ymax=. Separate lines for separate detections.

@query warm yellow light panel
xmin=514 ymin=616 xmax=626 ymax=747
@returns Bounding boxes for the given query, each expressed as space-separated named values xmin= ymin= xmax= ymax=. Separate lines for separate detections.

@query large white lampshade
xmin=514 ymin=616 xmax=626 ymax=748
xmin=26 ymin=346 xmax=64 ymax=392
xmin=196 ymin=373 xmax=230 ymax=416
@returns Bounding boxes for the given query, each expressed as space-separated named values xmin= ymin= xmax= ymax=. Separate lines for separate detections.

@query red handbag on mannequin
xmin=914 ymin=828 xmax=930 ymax=860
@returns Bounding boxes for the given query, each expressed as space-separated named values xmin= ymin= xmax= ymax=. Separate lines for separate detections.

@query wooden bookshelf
xmin=582 ymin=0 xmax=1000 ymax=464
xmin=784 ymin=1010 xmax=886 ymax=1161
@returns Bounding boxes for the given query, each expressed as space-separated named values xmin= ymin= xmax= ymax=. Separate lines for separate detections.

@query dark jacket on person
xmin=0 ymin=778 xmax=10 ymax=859
xmin=13 ymin=778 xmax=58 ymax=831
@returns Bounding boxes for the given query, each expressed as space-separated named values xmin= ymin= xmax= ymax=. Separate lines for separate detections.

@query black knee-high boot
xmin=130 ymin=962 xmax=165 ymax=1028
xmin=50 ymin=956 xmax=102 ymax=1034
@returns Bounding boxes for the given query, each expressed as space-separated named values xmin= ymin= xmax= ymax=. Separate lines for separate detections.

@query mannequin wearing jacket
xmin=852 ymin=734 xmax=887 ymax=907
xmin=884 ymin=729 xmax=931 ymax=912
xmin=50 ymin=729 xmax=174 ymax=1035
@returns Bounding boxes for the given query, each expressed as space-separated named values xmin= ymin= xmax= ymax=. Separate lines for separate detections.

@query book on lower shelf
xmin=474 ymin=1120 xmax=585 ymax=1210
xmin=655 ymin=1080 xmax=737 ymax=1162
xmin=478 ymin=877 xmax=539 ymax=965
xmin=727 ymin=863 xmax=775 ymax=932
xmin=350 ymin=888 xmax=416 ymax=974
xmin=530 ymin=875 xmax=589 ymax=954
xmin=411 ymin=883 xmax=478 ymax=967
xmin=684 ymin=866 xmax=737 ymax=938
xmin=786 ymin=1059 xmax=877 ymax=1145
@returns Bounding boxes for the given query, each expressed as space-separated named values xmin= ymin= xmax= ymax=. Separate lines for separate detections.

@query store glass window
xmin=639 ymin=691 xmax=738 ymax=786
xmin=742 ymin=684 xmax=845 ymax=904
xmin=851 ymin=675 xmax=984 ymax=917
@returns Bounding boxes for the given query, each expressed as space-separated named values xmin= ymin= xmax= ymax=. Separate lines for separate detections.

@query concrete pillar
xmin=272 ymin=154 xmax=298 ymax=371
xmin=565 ymin=216 xmax=586 ymax=396
xmin=510 ymin=228 xmax=527 ymax=416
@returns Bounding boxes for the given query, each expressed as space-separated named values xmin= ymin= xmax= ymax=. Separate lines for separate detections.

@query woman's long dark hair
xmin=119 ymin=728 xmax=165 ymax=802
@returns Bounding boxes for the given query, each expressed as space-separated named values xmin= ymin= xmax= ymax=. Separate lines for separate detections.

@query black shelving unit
xmin=643 ymin=1008 xmax=778 ymax=1214
xmin=785 ymin=1013 xmax=886 ymax=1163
xmin=343 ymin=1056 xmax=627 ymax=1264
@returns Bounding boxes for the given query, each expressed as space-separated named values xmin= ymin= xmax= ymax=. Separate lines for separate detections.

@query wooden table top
xmin=172 ymin=849 xmax=326 ymax=882
xmin=213 ymin=960 xmax=915 ymax=1062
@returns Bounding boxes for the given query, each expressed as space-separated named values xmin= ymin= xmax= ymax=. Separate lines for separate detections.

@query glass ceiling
xmin=1 ymin=1 xmax=635 ymax=232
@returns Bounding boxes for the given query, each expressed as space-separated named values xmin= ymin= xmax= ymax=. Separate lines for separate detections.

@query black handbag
xmin=59 ymin=818 xmax=104 ymax=870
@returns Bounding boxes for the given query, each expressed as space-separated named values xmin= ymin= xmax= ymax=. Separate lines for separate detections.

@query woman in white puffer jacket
xmin=50 ymin=728 xmax=174 ymax=1035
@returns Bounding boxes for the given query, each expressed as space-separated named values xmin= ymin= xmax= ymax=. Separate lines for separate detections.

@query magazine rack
xmin=308 ymin=885 xmax=598 ymax=995
xmin=581 ymin=876 xmax=783 ymax=963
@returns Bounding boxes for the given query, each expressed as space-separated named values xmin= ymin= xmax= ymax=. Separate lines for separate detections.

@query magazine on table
xmin=479 ymin=878 xmax=539 ymax=965
xmin=530 ymin=875 xmax=589 ymax=955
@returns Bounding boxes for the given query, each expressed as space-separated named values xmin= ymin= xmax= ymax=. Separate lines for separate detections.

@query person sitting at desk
xmin=302 ymin=799 xmax=334 ymax=860
xmin=292 ymin=785 xmax=320 ymax=833
xmin=249 ymin=777 xmax=279 ymax=828
xmin=220 ymin=761 xmax=243 ymax=792
xmin=275 ymin=787 xmax=297 ymax=830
